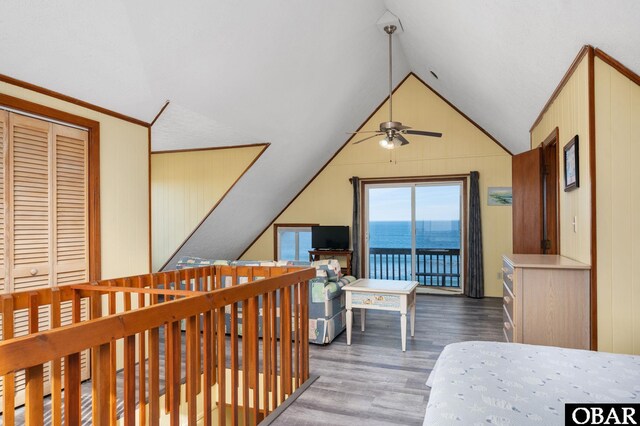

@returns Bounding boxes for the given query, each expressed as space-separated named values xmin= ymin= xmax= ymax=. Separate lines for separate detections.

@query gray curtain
xmin=351 ymin=177 xmax=361 ymax=278
xmin=466 ymin=171 xmax=484 ymax=298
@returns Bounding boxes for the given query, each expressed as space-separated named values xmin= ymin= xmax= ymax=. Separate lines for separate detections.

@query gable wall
xmin=242 ymin=75 xmax=512 ymax=297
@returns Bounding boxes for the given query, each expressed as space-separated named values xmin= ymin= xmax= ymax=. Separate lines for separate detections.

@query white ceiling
xmin=2 ymin=1 xmax=639 ymax=265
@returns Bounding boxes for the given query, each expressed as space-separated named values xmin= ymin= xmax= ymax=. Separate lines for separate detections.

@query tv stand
xmin=309 ymin=249 xmax=353 ymax=276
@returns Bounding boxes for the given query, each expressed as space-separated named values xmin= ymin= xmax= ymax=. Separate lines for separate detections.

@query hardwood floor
xmin=272 ymin=294 xmax=504 ymax=426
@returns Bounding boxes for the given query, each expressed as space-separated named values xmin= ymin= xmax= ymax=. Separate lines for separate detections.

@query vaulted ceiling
xmin=2 ymin=1 xmax=639 ymax=264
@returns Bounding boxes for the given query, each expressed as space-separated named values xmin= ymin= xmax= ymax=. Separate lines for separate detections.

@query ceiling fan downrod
xmin=385 ymin=24 xmax=396 ymax=124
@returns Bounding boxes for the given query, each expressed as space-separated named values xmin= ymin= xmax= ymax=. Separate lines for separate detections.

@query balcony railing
xmin=369 ymin=247 xmax=461 ymax=288
xmin=0 ymin=265 xmax=315 ymax=425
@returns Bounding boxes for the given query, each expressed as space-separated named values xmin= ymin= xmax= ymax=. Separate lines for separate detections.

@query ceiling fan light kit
xmin=379 ymin=138 xmax=398 ymax=149
xmin=350 ymin=18 xmax=443 ymax=149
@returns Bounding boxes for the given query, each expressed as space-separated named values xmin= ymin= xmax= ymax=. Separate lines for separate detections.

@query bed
xmin=424 ymin=341 xmax=640 ymax=425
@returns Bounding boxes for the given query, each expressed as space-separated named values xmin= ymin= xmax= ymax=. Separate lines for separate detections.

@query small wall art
xmin=488 ymin=187 xmax=512 ymax=206
xmin=564 ymin=135 xmax=579 ymax=191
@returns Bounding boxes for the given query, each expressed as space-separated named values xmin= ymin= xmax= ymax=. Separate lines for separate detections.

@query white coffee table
xmin=342 ymin=278 xmax=418 ymax=351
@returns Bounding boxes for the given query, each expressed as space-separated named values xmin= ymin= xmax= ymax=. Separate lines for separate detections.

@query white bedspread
xmin=424 ymin=341 xmax=640 ymax=425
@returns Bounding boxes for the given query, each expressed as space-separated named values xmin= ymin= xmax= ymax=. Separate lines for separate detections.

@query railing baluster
xmin=25 ymin=363 xmax=44 ymax=424
xmin=90 ymin=288 xmax=110 ymax=426
xmin=137 ymin=277 xmax=147 ymax=426
xmin=2 ymin=294 xmax=15 ymax=426
xmin=269 ymin=291 xmax=278 ymax=410
xmin=26 ymin=293 xmax=43 ymax=425
xmin=242 ymin=298 xmax=250 ymax=425
xmin=149 ymin=324 xmax=160 ymax=426
xmin=170 ymin=320 xmax=181 ymax=425
xmin=294 ymin=284 xmax=301 ymax=389
xmin=301 ymin=280 xmax=310 ymax=382
xmin=385 ymin=254 xmax=389 ymax=279
xmin=163 ymin=273 xmax=171 ymax=416
xmin=64 ymin=290 xmax=83 ymax=424
xmin=107 ymin=281 xmax=118 ymax=423
xmin=50 ymin=289 xmax=62 ymax=426
xmin=186 ymin=315 xmax=198 ymax=425
xmin=231 ymin=298 xmax=239 ymax=423
xmin=123 ymin=334 xmax=136 ymax=425
xmin=217 ymin=307 xmax=227 ymax=426
xmin=65 ymin=352 xmax=82 ymax=425
xmin=203 ymin=309 xmax=213 ymax=426
xmin=262 ymin=292 xmax=271 ymax=418
xmin=250 ymin=295 xmax=260 ymax=423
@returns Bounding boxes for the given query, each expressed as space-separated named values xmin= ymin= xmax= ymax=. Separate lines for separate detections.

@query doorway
xmin=541 ymin=129 xmax=560 ymax=254
xmin=363 ymin=178 xmax=466 ymax=292
xmin=512 ymin=128 xmax=560 ymax=254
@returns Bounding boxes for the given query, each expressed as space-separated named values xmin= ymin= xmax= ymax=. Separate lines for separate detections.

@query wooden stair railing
xmin=0 ymin=265 xmax=314 ymax=425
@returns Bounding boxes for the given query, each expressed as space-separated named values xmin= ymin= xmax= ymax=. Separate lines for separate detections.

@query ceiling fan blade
xmin=395 ymin=134 xmax=410 ymax=146
xmin=404 ymin=130 xmax=443 ymax=138
xmin=347 ymin=130 xmax=382 ymax=134
xmin=352 ymin=133 xmax=383 ymax=144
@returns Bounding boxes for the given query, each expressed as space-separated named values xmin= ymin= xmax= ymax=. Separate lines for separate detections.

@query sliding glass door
xmin=365 ymin=180 xmax=464 ymax=291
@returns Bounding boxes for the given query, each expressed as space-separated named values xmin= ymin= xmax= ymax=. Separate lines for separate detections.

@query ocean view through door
xmin=365 ymin=180 xmax=464 ymax=292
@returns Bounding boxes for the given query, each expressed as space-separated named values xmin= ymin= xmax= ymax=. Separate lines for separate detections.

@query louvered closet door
xmin=0 ymin=113 xmax=90 ymax=410
xmin=9 ymin=113 xmax=51 ymax=291
xmin=53 ymin=123 xmax=88 ymax=285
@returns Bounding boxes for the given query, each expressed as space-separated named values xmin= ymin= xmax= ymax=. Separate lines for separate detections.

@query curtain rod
xmin=348 ymin=173 xmax=471 ymax=184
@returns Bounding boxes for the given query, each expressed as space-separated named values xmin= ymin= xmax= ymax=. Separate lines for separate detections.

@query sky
xmin=368 ymin=185 xmax=461 ymax=221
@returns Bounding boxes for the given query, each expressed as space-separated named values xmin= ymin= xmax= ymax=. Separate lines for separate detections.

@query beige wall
xmin=530 ymin=56 xmax=592 ymax=265
xmin=531 ymin=51 xmax=640 ymax=355
xmin=151 ymin=146 xmax=265 ymax=271
xmin=594 ymin=57 xmax=640 ymax=355
xmin=1 ymin=81 xmax=150 ymax=279
xmin=243 ymin=75 xmax=513 ymax=297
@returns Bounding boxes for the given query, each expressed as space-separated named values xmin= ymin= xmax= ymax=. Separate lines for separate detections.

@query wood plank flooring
xmin=272 ymin=294 xmax=503 ymax=426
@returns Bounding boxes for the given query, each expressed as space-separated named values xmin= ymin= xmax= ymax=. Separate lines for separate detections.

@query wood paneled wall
xmin=530 ymin=55 xmax=592 ymax=265
xmin=594 ymin=57 xmax=640 ymax=355
xmin=151 ymin=146 xmax=266 ymax=271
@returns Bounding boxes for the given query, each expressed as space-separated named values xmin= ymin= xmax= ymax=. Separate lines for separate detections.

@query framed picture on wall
xmin=563 ymin=135 xmax=579 ymax=191
xmin=487 ymin=187 xmax=512 ymax=206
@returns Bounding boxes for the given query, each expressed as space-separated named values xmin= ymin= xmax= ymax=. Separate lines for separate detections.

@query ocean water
xmin=368 ymin=220 xmax=461 ymax=287
xmin=369 ymin=220 xmax=460 ymax=249
xmin=280 ymin=221 xmax=461 ymax=286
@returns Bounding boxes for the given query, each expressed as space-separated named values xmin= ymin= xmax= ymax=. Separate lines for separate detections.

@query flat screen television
xmin=311 ymin=226 xmax=349 ymax=250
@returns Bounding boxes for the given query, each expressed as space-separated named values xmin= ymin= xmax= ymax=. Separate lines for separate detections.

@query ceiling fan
xmin=350 ymin=24 xmax=442 ymax=149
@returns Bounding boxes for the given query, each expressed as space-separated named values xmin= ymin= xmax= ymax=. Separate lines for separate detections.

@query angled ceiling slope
xmin=384 ymin=0 xmax=640 ymax=154
xmin=1 ymin=1 xmax=639 ymax=266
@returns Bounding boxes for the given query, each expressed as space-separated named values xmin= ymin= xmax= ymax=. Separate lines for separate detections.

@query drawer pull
xmin=507 ymin=274 xmax=513 ymax=281
xmin=504 ymin=321 xmax=512 ymax=330
xmin=30 ymin=268 xmax=38 ymax=276
xmin=503 ymin=296 xmax=511 ymax=304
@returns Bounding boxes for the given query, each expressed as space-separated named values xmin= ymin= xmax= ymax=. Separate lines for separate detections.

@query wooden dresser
xmin=502 ymin=254 xmax=591 ymax=350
